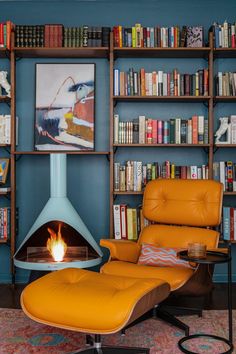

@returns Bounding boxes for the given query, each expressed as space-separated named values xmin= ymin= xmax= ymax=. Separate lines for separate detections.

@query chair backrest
xmin=140 ymin=179 xmax=223 ymax=249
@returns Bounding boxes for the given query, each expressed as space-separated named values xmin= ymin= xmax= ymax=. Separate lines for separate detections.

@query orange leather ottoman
xmin=21 ymin=268 xmax=170 ymax=353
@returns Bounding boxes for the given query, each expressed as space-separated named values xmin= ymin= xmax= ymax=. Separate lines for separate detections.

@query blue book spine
xmin=223 ymin=206 xmax=230 ymax=240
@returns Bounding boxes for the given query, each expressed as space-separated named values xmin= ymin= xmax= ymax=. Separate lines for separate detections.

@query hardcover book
xmin=186 ymin=26 xmax=203 ymax=47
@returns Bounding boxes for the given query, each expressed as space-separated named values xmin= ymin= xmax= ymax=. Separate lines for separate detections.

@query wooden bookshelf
xmin=113 ymin=95 xmax=210 ymax=103
xmin=114 ymin=47 xmax=211 ymax=59
xmin=213 ymin=48 xmax=236 ymax=58
xmin=109 ymin=32 xmax=215 ymax=235
xmin=13 ymin=47 xmax=109 ymax=59
xmin=0 ymin=95 xmax=11 ymax=103
xmin=214 ymin=96 xmax=236 ymax=102
xmin=14 ymin=151 xmax=110 ymax=155
xmin=113 ymin=143 xmax=210 ymax=148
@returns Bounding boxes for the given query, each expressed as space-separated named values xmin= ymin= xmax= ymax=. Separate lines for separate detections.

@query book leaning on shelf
xmin=114 ymin=68 xmax=208 ymax=97
xmin=114 ymin=114 xmax=208 ymax=145
xmin=114 ymin=161 xmax=209 ymax=192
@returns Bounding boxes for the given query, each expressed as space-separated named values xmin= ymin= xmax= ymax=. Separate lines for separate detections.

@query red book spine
xmin=152 ymin=119 xmax=157 ymax=144
xmin=157 ymin=120 xmax=163 ymax=144
xmin=0 ymin=23 xmax=4 ymax=47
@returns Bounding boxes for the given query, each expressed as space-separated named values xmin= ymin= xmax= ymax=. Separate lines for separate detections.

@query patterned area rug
xmin=0 ymin=309 xmax=235 ymax=353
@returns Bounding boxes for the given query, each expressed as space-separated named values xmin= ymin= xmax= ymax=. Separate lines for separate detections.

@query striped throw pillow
xmin=138 ymin=243 xmax=195 ymax=269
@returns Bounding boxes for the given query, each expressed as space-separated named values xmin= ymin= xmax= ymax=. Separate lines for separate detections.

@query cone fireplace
xmin=14 ymin=154 xmax=103 ymax=271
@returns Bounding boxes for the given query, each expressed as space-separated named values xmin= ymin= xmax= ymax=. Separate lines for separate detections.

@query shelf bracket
xmin=203 ymin=101 xmax=209 ymax=108
xmin=113 ymin=194 xmax=118 ymax=202
xmin=114 ymin=146 xmax=118 ymax=154
xmin=15 ymin=154 xmax=23 ymax=162
xmin=4 ymin=146 xmax=10 ymax=154
xmin=213 ymin=146 xmax=219 ymax=154
xmin=106 ymin=154 xmax=110 ymax=162
xmin=4 ymin=49 xmax=11 ymax=61
xmin=203 ymin=146 xmax=209 ymax=154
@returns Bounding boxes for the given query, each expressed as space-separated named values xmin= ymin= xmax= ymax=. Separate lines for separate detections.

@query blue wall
xmin=0 ymin=0 xmax=236 ymax=283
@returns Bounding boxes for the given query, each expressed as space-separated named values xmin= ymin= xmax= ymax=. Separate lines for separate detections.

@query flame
xmin=47 ymin=223 xmax=67 ymax=262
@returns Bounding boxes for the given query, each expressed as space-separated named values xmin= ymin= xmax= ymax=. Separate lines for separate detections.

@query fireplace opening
xmin=15 ymin=220 xmax=99 ymax=264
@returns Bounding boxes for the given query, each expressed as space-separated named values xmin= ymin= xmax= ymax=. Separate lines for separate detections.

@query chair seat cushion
xmin=21 ymin=268 xmax=170 ymax=334
xmin=101 ymin=261 xmax=194 ymax=291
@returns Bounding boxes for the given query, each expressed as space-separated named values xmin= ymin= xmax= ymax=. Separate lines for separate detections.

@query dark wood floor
xmin=0 ymin=283 xmax=235 ymax=310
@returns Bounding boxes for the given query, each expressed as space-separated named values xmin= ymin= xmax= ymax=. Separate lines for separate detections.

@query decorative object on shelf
xmin=0 ymin=71 xmax=11 ymax=98
xmin=35 ymin=63 xmax=95 ymax=151
xmin=187 ymin=242 xmax=207 ymax=258
xmin=0 ymin=158 xmax=9 ymax=184
xmin=215 ymin=117 xmax=231 ymax=144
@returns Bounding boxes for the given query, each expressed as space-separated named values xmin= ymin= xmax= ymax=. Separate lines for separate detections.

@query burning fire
xmin=47 ymin=223 xmax=67 ymax=262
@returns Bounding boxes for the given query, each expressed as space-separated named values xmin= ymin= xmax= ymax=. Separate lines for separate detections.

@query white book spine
xmin=139 ymin=115 xmax=146 ymax=144
xmin=219 ymin=161 xmax=226 ymax=191
xmin=114 ymin=114 xmax=119 ymax=144
xmin=190 ymin=165 xmax=198 ymax=179
xmin=113 ymin=205 xmax=121 ymax=239
xmin=136 ymin=161 xmax=142 ymax=192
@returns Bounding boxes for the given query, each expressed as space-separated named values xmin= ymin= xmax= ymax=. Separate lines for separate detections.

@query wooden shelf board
xmin=0 ymin=48 xmax=8 ymax=58
xmin=0 ymin=144 xmax=10 ymax=147
xmin=13 ymin=47 xmax=109 ymax=58
xmin=113 ymin=95 xmax=210 ymax=102
xmin=215 ymin=144 xmax=236 ymax=148
xmin=224 ymin=192 xmax=236 ymax=195
xmin=14 ymin=151 xmax=109 ymax=155
xmin=214 ymin=48 xmax=236 ymax=58
xmin=113 ymin=191 xmax=143 ymax=195
xmin=113 ymin=143 xmax=210 ymax=147
xmin=215 ymin=96 xmax=236 ymax=102
xmin=0 ymin=191 xmax=10 ymax=195
xmin=0 ymin=239 xmax=8 ymax=244
xmin=114 ymin=47 xmax=211 ymax=58
xmin=0 ymin=95 xmax=10 ymax=103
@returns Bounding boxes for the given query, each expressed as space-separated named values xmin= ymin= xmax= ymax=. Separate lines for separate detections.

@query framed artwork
xmin=0 ymin=158 xmax=9 ymax=184
xmin=35 ymin=63 xmax=95 ymax=151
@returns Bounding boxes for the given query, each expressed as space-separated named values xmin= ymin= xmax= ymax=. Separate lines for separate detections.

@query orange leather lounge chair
xmin=100 ymin=179 xmax=223 ymax=336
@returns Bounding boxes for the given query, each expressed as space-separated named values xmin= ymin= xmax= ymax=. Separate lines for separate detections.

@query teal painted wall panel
xmin=0 ymin=0 xmax=236 ymax=282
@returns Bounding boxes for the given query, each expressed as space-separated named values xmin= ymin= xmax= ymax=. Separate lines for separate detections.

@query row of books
xmin=215 ymin=115 xmax=236 ymax=144
xmin=113 ymin=24 xmax=204 ymax=48
xmin=113 ymin=204 xmax=150 ymax=240
xmin=114 ymin=114 xmax=208 ymax=145
xmin=222 ymin=206 xmax=236 ymax=241
xmin=15 ymin=24 xmax=110 ymax=48
xmin=113 ymin=68 xmax=209 ymax=97
xmin=114 ymin=161 xmax=209 ymax=192
xmin=0 ymin=207 xmax=10 ymax=240
xmin=213 ymin=161 xmax=236 ymax=192
xmin=0 ymin=21 xmax=13 ymax=49
xmin=212 ymin=21 xmax=236 ymax=48
xmin=215 ymin=72 xmax=236 ymax=96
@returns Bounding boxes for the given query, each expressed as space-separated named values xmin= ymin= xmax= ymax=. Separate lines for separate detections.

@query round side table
xmin=177 ymin=249 xmax=234 ymax=354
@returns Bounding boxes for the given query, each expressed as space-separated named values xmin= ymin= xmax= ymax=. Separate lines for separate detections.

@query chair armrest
xmin=100 ymin=239 xmax=141 ymax=263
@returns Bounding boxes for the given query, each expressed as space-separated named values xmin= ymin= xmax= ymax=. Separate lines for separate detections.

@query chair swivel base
xmin=71 ymin=335 xmax=150 ymax=354
xmin=178 ymin=334 xmax=234 ymax=354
